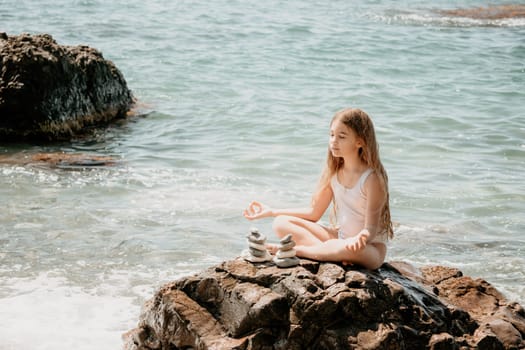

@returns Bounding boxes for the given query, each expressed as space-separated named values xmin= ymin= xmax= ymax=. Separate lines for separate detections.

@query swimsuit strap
xmin=358 ymin=168 xmax=374 ymax=191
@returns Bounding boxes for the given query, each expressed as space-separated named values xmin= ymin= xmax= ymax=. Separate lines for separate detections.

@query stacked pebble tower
xmin=273 ymin=234 xmax=300 ymax=268
xmin=241 ymin=228 xmax=272 ymax=262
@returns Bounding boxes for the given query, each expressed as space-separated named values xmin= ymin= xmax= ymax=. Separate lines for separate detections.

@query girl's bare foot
xmin=345 ymin=230 xmax=370 ymax=253
xmin=266 ymin=243 xmax=279 ymax=255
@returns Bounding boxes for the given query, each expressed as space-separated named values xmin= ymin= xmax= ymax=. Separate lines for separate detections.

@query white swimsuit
xmin=330 ymin=169 xmax=388 ymax=244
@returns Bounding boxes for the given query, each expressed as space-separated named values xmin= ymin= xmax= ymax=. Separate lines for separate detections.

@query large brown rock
xmin=123 ymin=259 xmax=525 ymax=350
xmin=0 ymin=32 xmax=134 ymax=141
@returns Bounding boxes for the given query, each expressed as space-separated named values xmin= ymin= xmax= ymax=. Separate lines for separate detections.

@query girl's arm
xmin=362 ymin=172 xmax=387 ymax=240
xmin=243 ymin=185 xmax=333 ymax=222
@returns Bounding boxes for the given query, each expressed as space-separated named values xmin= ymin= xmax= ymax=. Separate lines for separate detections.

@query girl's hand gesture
xmin=345 ymin=229 xmax=370 ymax=253
xmin=243 ymin=201 xmax=273 ymax=220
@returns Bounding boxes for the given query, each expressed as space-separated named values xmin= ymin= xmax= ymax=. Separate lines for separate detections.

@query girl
xmin=243 ymin=108 xmax=393 ymax=270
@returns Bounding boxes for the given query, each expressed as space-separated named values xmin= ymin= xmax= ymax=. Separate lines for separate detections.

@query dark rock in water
xmin=439 ymin=5 xmax=525 ymax=20
xmin=123 ymin=258 xmax=525 ymax=350
xmin=0 ymin=32 xmax=134 ymax=141
xmin=0 ymin=151 xmax=116 ymax=168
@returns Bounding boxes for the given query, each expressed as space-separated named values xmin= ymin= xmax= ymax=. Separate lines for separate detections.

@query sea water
xmin=1 ymin=0 xmax=524 ymax=348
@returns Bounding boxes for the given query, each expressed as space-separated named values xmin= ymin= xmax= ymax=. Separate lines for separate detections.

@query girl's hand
xmin=243 ymin=201 xmax=273 ymax=220
xmin=345 ymin=229 xmax=370 ymax=253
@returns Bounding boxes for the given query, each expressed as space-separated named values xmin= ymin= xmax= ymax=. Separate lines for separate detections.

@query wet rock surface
xmin=0 ymin=151 xmax=116 ymax=168
xmin=124 ymin=258 xmax=525 ymax=350
xmin=439 ymin=5 xmax=525 ymax=20
xmin=0 ymin=32 xmax=133 ymax=141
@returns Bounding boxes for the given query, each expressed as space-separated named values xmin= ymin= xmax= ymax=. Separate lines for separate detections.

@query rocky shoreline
xmin=0 ymin=32 xmax=134 ymax=141
xmin=123 ymin=258 xmax=525 ymax=350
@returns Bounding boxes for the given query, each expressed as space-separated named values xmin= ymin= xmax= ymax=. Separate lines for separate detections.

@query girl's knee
xmin=272 ymin=215 xmax=293 ymax=236
xmin=357 ymin=245 xmax=386 ymax=270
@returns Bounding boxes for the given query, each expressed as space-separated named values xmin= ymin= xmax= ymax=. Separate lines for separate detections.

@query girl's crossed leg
xmin=271 ymin=215 xmax=386 ymax=269
xmin=272 ymin=215 xmax=335 ymax=245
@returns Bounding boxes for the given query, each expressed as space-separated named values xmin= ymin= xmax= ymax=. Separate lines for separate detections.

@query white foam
xmin=0 ymin=272 xmax=141 ymax=350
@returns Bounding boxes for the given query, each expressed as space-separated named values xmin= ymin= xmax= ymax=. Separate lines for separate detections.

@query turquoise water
xmin=1 ymin=1 xmax=524 ymax=348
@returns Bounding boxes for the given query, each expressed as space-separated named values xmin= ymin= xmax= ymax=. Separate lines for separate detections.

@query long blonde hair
xmin=317 ymin=108 xmax=394 ymax=238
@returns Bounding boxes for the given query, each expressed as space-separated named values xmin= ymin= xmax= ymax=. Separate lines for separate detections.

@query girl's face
xmin=329 ymin=120 xmax=362 ymax=159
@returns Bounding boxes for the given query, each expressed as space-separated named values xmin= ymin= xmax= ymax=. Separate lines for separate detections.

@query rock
xmin=0 ymin=32 xmax=134 ymax=141
xmin=123 ymin=259 xmax=525 ymax=349
xmin=438 ymin=5 xmax=525 ymax=20
xmin=0 ymin=151 xmax=116 ymax=168
xmin=241 ymin=228 xmax=272 ymax=263
xmin=273 ymin=234 xmax=300 ymax=268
